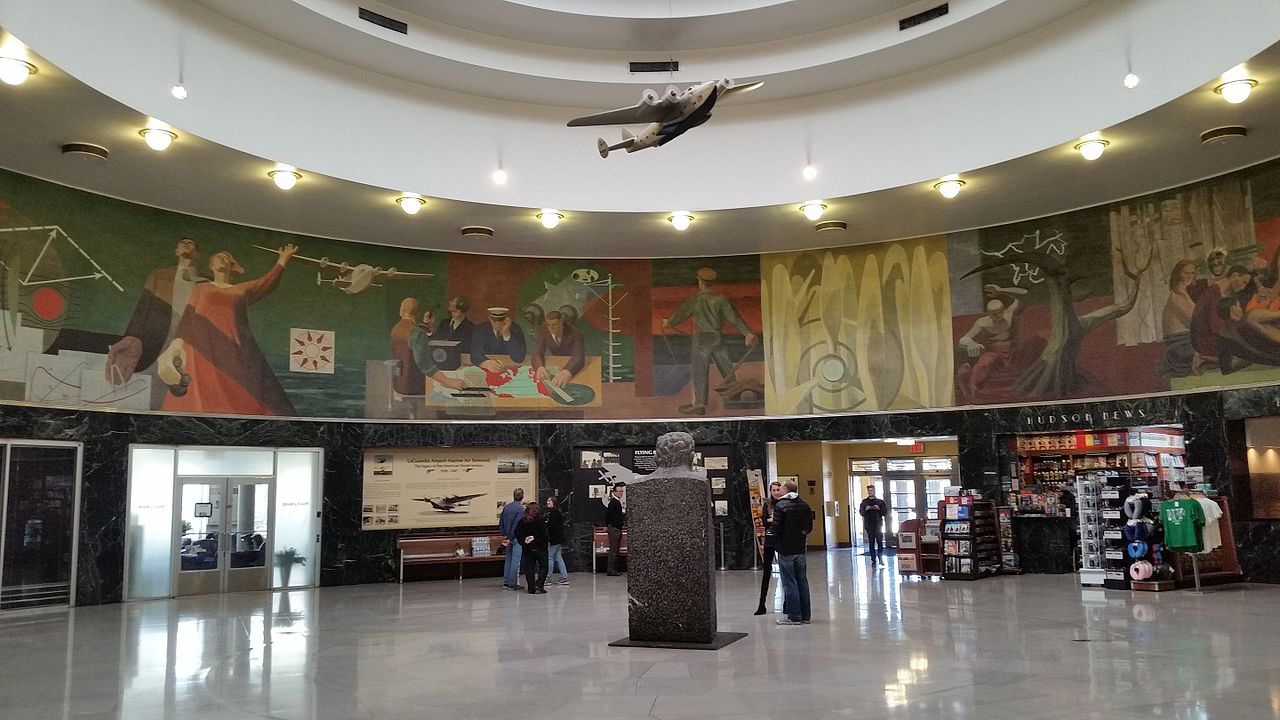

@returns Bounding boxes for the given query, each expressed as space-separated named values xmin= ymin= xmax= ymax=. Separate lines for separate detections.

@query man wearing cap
xmin=661 ymin=266 xmax=757 ymax=415
xmin=471 ymin=306 xmax=527 ymax=372
xmin=531 ymin=310 xmax=585 ymax=389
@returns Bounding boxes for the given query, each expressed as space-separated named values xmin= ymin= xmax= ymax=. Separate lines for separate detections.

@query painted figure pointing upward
xmin=661 ymin=266 xmax=757 ymax=416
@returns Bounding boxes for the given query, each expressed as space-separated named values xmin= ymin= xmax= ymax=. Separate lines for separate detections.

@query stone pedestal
xmin=625 ymin=476 xmax=716 ymax=644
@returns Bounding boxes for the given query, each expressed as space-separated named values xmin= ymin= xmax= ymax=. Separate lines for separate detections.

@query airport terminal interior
xmin=3 ymin=1 xmax=1280 ymax=718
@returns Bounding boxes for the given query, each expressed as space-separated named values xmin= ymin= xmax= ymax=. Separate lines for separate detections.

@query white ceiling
xmin=0 ymin=1 xmax=1278 ymax=258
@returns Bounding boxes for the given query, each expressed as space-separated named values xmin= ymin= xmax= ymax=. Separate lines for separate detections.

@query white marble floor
xmin=2 ymin=550 xmax=1279 ymax=720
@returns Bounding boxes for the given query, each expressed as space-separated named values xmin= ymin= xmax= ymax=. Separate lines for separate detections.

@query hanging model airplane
xmin=412 ymin=493 xmax=487 ymax=513
xmin=567 ymin=78 xmax=763 ymax=157
xmin=250 ymin=245 xmax=433 ymax=295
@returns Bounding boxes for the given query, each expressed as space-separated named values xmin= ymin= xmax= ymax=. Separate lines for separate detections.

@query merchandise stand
xmin=942 ymin=497 xmax=999 ymax=580
xmin=1172 ymin=496 xmax=1243 ymax=590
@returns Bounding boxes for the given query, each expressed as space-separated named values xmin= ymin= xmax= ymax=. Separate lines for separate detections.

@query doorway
xmin=0 ymin=441 xmax=82 ymax=611
xmin=850 ymin=456 xmax=958 ymax=547
xmin=126 ymin=446 xmax=321 ymax=601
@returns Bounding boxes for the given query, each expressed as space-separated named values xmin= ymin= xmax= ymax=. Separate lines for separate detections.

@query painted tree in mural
xmin=962 ymin=239 xmax=1153 ymax=397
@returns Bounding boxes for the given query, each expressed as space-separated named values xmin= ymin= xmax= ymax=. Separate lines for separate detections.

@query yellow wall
xmin=772 ymin=442 xmax=827 ymax=549
xmin=774 ymin=439 xmax=961 ymax=549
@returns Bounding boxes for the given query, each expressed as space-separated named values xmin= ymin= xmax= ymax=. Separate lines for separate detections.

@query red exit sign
xmin=910 ymin=442 xmax=925 ymax=454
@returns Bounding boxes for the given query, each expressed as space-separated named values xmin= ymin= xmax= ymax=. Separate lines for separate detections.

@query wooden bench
xmin=592 ymin=526 xmax=628 ymax=573
xmin=397 ymin=533 xmax=509 ymax=583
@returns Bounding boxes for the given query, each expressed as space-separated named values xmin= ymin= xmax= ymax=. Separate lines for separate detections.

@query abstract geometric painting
xmin=289 ymin=328 xmax=335 ymax=374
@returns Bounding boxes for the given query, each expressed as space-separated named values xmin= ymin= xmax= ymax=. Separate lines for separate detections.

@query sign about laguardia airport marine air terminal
xmin=361 ymin=447 xmax=537 ymax=530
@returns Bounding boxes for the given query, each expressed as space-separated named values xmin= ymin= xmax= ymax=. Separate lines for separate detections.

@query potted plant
xmin=274 ymin=546 xmax=307 ymax=586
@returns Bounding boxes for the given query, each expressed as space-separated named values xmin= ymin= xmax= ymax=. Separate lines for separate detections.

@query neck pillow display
xmin=1122 ymin=520 xmax=1152 ymax=542
xmin=1129 ymin=560 xmax=1155 ymax=581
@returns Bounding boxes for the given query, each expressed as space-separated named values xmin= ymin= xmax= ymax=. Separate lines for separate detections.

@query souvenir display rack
xmin=941 ymin=497 xmax=999 ymax=580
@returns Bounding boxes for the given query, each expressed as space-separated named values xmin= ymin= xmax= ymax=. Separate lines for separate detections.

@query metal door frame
xmin=171 ymin=474 xmax=275 ymax=596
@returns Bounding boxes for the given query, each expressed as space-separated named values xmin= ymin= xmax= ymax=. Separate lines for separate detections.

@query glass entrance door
xmin=1 ymin=444 xmax=80 ymax=610
xmin=175 ymin=477 xmax=273 ymax=597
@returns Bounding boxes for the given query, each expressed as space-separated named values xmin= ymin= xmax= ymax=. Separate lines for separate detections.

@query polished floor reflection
xmin=3 ymin=550 xmax=1280 ymax=719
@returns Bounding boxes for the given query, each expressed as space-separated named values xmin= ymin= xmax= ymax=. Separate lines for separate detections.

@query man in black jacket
xmin=859 ymin=484 xmax=890 ymax=566
xmin=771 ymin=480 xmax=814 ymax=625
xmin=605 ymin=482 xmax=626 ymax=576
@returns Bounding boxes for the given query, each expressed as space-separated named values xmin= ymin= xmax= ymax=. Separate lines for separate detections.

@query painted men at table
xmin=661 ymin=266 xmax=757 ymax=416
xmin=435 ymin=295 xmax=476 ymax=370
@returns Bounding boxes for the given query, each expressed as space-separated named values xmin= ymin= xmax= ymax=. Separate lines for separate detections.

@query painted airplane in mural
xmin=250 ymin=245 xmax=433 ymax=295
xmin=412 ymin=493 xmax=486 ymax=513
xmin=567 ymin=78 xmax=763 ymax=157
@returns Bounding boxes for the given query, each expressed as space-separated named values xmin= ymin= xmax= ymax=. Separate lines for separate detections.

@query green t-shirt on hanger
xmin=1160 ymin=498 xmax=1206 ymax=552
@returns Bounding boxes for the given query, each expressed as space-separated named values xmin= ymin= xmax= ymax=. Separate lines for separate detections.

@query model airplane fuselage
xmin=412 ymin=493 xmax=486 ymax=513
xmin=250 ymin=245 xmax=433 ymax=295
xmin=567 ymin=78 xmax=763 ymax=157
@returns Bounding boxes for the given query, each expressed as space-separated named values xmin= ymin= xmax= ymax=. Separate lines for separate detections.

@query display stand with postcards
xmin=941 ymin=496 xmax=999 ymax=580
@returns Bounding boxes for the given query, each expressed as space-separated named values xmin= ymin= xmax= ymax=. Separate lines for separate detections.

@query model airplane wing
xmin=251 ymin=244 xmax=329 ymax=268
xmin=567 ymin=100 xmax=672 ymax=127
xmin=720 ymin=80 xmax=764 ymax=98
xmin=442 ymin=493 xmax=486 ymax=503
xmin=373 ymin=268 xmax=434 ymax=280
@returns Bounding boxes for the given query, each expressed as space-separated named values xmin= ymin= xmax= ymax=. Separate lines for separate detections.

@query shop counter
xmin=1011 ymin=515 xmax=1077 ymax=574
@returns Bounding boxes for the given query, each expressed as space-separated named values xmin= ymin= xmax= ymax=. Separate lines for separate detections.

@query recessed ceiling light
xmin=396 ymin=194 xmax=425 ymax=215
xmin=1214 ymin=79 xmax=1257 ymax=104
xmin=269 ymin=164 xmax=301 ymax=190
xmin=170 ymin=83 xmax=188 ymax=100
xmin=800 ymin=201 xmax=826 ymax=221
xmin=538 ymin=209 xmax=562 ymax=229
xmin=1123 ymin=73 xmax=1140 ymax=89
xmin=802 ymin=164 xmax=818 ymax=181
xmin=60 ymin=142 xmax=110 ymax=161
xmin=1074 ymin=138 xmax=1109 ymax=161
xmin=933 ymin=178 xmax=965 ymax=199
xmin=0 ymin=57 xmax=37 ymax=86
xmin=492 ymin=168 xmax=508 ymax=185
xmin=139 ymin=126 xmax=177 ymax=151
xmin=668 ymin=211 xmax=694 ymax=231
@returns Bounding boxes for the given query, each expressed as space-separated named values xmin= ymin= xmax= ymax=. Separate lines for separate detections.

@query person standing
xmin=605 ymin=482 xmax=626 ymax=576
xmin=660 ymin=266 xmax=757 ymax=416
xmin=754 ymin=479 xmax=784 ymax=615
xmin=859 ymin=485 xmax=889 ymax=566
xmin=772 ymin=480 xmax=813 ymax=626
xmin=516 ymin=503 xmax=549 ymax=594
xmin=499 ymin=488 xmax=526 ymax=590
xmin=545 ymin=495 xmax=570 ymax=585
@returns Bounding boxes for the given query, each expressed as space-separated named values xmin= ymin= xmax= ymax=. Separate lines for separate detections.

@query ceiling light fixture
xmin=1074 ymin=137 xmax=1109 ymax=161
xmin=492 ymin=168 xmax=508 ymax=185
xmin=170 ymin=83 xmax=188 ymax=100
xmin=933 ymin=177 xmax=965 ymax=199
xmin=0 ymin=57 xmax=37 ymax=86
xmin=669 ymin=211 xmax=694 ymax=231
xmin=802 ymin=164 xmax=818 ymax=181
xmin=396 ymin=193 xmax=425 ymax=215
xmin=1123 ymin=72 xmax=1140 ymax=89
xmin=801 ymin=201 xmax=826 ymax=221
xmin=269 ymin=164 xmax=301 ymax=190
xmin=1214 ymin=78 xmax=1257 ymax=104
xmin=538 ymin=209 xmax=562 ymax=229
xmin=139 ymin=126 xmax=177 ymax=151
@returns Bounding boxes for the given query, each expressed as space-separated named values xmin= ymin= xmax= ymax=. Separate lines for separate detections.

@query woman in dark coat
xmin=516 ymin=502 xmax=549 ymax=594
xmin=755 ymin=479 xmax=784 ymax=615
xmin=544 ymin=496 xmax=570 ymax=585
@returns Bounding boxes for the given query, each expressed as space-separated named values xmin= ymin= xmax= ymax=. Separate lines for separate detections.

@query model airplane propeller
xmin=251 ymin=245 xmax=433 ymax=295
xmin=412 ymin=493 xmax=486 ymax=513
xmin=567 ymin=78 xmax=763 ymax=157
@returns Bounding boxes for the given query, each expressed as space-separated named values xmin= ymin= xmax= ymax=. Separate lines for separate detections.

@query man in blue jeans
xmin=499 ymin=488 xmax=526 ymax=590
xmin=771 ymin=480 xmax=813 ymax=625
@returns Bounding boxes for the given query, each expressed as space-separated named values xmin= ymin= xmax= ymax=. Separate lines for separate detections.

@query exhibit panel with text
xmin=360 ymin=447 xmax=537 ymax=530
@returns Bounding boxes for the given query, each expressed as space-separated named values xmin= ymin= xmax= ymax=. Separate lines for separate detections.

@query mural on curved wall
xmin=1 ymin=159 xmax=1279 ymax=421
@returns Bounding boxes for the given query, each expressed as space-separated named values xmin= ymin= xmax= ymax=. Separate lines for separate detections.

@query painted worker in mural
xmin=531 ymin=310 xmax=585 ymax=389
xmin=389 ymin=298 xmax=465 ymax=398
xmin=159 ymin=244 xmax=298 ymax=416
xmin=106 ymin=236 xmax=208 ymax=406
xmin=661 ymin=266 xmax=757 ymax=416
xmin=471 ymin=306 xmax=527 ymax=371
xmin=1160 ymin=258 xmax=1209 ymax=377
xmin=955 ymin=284 xmax=1027 ymax=402
xmin=435 ymin=295 xmax=475 ymax=370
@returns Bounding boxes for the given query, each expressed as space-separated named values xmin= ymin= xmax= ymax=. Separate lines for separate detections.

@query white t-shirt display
xmin=1195 ymin=497 xmax=1224 ymax=553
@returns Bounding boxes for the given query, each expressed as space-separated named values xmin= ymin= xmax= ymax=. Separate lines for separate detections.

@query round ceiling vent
xmin=1200 ymin=126 xmax=1247 ymax=147
xmin=60 ymin=142 xmax=109 ymax=160
xmin=461 ymin=225 xmax=495 ymax=238
xmin=815 ymin=220 xmax=848 ymax=232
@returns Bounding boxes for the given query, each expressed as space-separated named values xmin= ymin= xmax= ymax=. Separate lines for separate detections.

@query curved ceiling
xmin=0 ymin=1 xmax=1278 ymax=258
